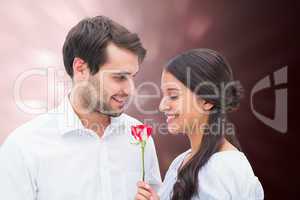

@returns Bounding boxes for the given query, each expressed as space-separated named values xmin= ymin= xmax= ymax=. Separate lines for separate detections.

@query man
xmin=0 ymin=16 xmax=161 ymax=200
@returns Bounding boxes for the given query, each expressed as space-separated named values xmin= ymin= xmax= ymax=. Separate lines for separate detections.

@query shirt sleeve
xmin=0 ymin=134 xmax=37 ymax=200
xmin=145 ymin=136 xmax=162 ymax=192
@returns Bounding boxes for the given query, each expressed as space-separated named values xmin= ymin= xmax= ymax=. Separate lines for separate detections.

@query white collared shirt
xmin=0 ymin=96 xmax=162 ymax=200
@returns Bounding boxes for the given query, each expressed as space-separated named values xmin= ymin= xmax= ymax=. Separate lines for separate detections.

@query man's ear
xmin=72 ymin=57 xmax=90 ymax=81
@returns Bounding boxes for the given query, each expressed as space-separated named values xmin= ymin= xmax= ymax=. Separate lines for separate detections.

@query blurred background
xmin=0 ymin=0 xmax=298 ymax=199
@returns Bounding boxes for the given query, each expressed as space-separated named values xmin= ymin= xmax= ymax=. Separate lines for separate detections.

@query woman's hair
xmin=165 ymin=49 xmax=244 ymax=200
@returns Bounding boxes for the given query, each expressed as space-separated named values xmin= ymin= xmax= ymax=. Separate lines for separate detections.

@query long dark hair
xmin=166 ymin=49 xmax=243 ymax=200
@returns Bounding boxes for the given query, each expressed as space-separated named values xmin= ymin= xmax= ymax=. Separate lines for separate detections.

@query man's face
xmin=84 ymin=43 xmax=139 ymax=117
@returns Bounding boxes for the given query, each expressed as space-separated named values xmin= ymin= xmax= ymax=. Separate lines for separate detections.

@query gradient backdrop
xmin=0 ymin=0 xmax=298 ymax=199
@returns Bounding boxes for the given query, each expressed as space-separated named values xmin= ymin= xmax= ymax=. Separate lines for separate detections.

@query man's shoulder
xmin=5 ymin=112 xmax=58 ymax=146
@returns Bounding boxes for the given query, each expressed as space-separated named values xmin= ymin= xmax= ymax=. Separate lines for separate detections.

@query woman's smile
xmin=164 ymin=113 xmax=180 ymax=124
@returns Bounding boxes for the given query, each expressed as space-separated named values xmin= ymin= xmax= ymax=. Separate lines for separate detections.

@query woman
xmin=135 ymin=49 xmax=264 ymax=200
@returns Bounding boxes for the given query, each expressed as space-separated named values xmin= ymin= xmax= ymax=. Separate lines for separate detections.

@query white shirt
xmin=0 ymin=96 xmax=162 ymax=200
xmin=159 ymin=150 xmax=264 ymax=200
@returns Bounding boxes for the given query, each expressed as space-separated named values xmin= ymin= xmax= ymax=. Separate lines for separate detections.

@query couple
xmin=0 ymin=16 xmax=263 ymax=200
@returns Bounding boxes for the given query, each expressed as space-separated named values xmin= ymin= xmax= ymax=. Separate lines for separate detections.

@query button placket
xmin=99 ymin=125 xmax=113 ymax=200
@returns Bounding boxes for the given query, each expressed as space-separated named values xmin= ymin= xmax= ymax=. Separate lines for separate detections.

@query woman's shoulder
xmin=162 ymin=149 xmax=191 ymax=180
xmin=159 ymin=149 xmax=191 ymax=194
xmin=207 ymin=150 xmax=253 ymax=173
xmin=168 ymin=149 xmax=191 ymax=170
xmin=198 ymin=150 xmax=264 ymax=199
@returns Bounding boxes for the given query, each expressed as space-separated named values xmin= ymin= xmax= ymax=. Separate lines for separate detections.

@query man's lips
xmin=111 ymin=95 xmax=128 ymax=106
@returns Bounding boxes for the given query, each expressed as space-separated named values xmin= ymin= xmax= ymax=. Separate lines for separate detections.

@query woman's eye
xmin=169 ymin=96 xmax=178 ymax=100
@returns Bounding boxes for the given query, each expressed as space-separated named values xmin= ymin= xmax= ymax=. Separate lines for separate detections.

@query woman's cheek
xmin=167 ymin=117 xmax=181 ymax=134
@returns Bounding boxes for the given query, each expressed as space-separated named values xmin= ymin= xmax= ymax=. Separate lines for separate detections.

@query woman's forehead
xmin=161 ymin=71 xmax=185 ymax=91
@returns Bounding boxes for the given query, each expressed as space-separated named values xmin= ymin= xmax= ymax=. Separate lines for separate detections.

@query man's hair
xmin=62 ymin=16 xmax=146 ymax=77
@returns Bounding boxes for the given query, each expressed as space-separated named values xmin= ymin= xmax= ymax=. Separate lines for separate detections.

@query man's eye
xmin=114 ymin=76 xmax=127 ymax=81
xmin=120 ymin=76 xmax=127 ymax=80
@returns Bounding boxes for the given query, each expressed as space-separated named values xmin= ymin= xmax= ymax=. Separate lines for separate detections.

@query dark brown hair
xmin=63 ymin=16 xmax=146 ymax=77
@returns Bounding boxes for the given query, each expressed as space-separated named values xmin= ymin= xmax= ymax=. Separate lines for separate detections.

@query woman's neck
xmin=186 ymin=117 xmax=210 ymax=156
xmin=187 ymin=128 xmax=204 ymax=156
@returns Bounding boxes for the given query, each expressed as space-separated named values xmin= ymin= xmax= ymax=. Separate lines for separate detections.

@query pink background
xmin=0 ymin=0 xmax=298 ymax=199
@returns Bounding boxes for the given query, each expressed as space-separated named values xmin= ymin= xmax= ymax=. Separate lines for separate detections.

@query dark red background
xmin=1 ymin=0 xmax=298 ymax=199
xmin=128 ymin=1 xmax=299 ymax=199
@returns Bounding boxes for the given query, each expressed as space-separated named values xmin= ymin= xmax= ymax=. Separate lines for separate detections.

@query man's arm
xmin=0 ymin=135 xmax=36 ymax=200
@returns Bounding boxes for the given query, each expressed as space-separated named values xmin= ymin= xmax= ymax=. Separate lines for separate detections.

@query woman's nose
xmin=159 ymin=98 xmax=170 ymax=112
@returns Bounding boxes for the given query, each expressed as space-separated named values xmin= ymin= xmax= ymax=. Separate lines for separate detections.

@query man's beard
xmin=95 ymin=99 xmax=123 ymax=117
xmin=81 ymin=90 xmax=123 ymax=117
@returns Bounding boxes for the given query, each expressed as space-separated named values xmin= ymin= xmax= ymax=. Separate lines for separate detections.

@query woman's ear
xmin=196 ymin=97 xmax=214 ymax=112
xmin=202 ymin=101 xmax=214 ymax=111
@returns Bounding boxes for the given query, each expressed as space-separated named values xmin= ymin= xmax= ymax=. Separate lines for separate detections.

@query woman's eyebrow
xmin=167 ymin=88 xmax=179 ymax=91
xmin=162 ymin=88 xmax=180 ymax=92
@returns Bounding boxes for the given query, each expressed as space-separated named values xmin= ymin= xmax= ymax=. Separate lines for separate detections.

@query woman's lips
xmin=165 ymin=114 xmax=179 ymax=123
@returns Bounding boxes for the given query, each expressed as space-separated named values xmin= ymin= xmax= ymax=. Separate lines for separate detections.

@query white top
xmin=0 ymin=96 xmax=161 ymax=200
xmin=159 ymin=149 xmax=264 ymax=200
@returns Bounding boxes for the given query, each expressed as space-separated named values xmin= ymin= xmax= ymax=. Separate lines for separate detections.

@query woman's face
xmin=159 ymin=70 xmax=213 ymax=135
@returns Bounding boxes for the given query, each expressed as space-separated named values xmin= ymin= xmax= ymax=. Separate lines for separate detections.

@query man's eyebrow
xmin=111 ymin=71 xmax=132 ymax=76
xmin=112 ymin=70 xmax=139 ymax=77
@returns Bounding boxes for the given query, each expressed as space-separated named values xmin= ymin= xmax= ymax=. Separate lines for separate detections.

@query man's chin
xmin=97 ymin=109 xmax=123 ymax=117
xmin=109 ymin=111 xmax=123 ymax=117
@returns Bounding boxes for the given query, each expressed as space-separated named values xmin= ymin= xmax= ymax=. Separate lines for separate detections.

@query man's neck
xmin=69 ymin=93 xmax=111 ymax=138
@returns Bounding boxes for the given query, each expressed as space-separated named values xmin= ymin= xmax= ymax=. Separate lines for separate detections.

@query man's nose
xmin=123 ymin=80 xmax=135 ymax=96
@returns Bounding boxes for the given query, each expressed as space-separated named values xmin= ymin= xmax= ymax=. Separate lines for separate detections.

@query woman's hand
xmin=135 ymin=181 xmax=160 ymax=200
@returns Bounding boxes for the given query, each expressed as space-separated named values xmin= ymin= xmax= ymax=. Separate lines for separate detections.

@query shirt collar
xmin=55 ymin=95 xmax=125 ymax=136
